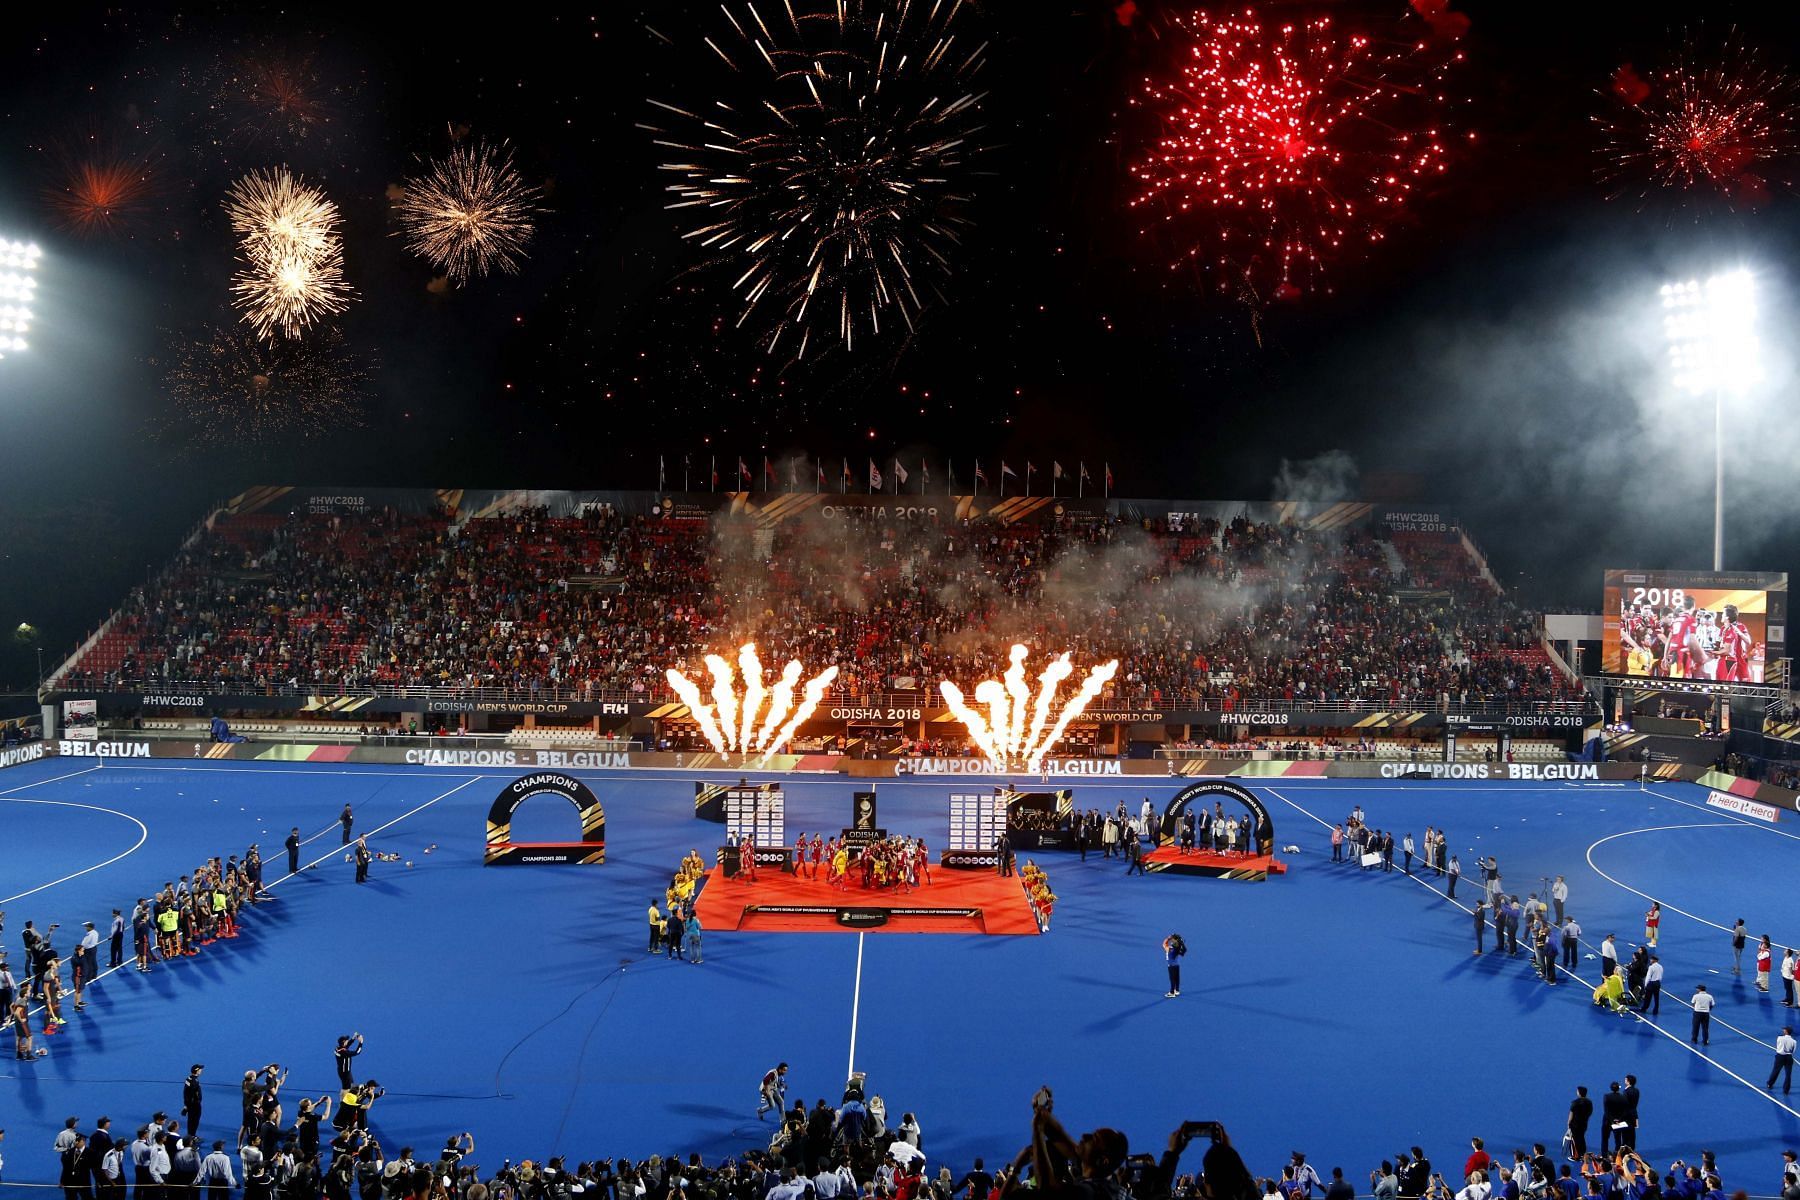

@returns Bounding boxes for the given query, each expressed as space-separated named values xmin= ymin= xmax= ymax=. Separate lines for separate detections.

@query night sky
xmin=2 ymin=0 xmax=1800 ymax=690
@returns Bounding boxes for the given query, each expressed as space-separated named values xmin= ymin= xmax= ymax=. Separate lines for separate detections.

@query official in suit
xmin=1566 ymin=1087 xmax=1591 ymax=1159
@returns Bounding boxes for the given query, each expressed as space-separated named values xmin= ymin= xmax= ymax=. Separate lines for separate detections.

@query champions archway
xmin=1158 ymin=779 xmax=1275 ymax=858
xmin=485 ymin=772 xmax=607 ymax=865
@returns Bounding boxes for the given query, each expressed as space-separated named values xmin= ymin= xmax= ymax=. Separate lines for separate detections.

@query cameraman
xmin=1164 ymin=934 xmax=1187 ymax=999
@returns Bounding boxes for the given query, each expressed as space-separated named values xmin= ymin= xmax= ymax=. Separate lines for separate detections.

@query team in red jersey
xmin=732 ymin=831 xmax=934 ymax=891
xmin=1717 ymin=603 xmax=1755 ymax=681
xmin=1617 ymin=595 xmax=1762 ymax=682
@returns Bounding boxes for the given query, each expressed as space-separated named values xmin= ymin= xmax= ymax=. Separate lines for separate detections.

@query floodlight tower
xmin=1661 ymin=270 xmax=1760 ymax=571
xmin=0 ymin=238 xmax=40 ymax=361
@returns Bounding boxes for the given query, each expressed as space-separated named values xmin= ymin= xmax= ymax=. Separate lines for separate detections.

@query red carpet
xmin=1142 ymin=846 xmax=1285 ymax=879
xmin=693 ymin=865 xmax=1043 ymax=935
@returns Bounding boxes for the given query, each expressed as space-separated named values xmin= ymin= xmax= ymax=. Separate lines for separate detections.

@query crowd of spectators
xmin=57 ymin=505 xmax=1578 ymax=711
xmin=12 ymin=1083 xmax=1784 ymax=1200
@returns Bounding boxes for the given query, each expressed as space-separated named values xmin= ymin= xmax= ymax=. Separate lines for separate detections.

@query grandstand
xmin=42 ymin=487 xmax=1591 ymax=759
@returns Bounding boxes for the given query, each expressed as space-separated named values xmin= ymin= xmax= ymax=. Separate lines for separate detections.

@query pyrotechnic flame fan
xmin=940 ymin=645 xmax=1120 ymax=773
xmin=666 ymin=644 xmax=839 ymax=765
xmin=646 ymin=0 xmax=990 ymax=363
xmin=1128 ymin=6 xmax=1465 ymax=301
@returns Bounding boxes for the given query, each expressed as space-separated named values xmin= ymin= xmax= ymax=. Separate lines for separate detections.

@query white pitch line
xmin=0 ymin=797 xmax=150 ymax=905
xmin=1641 ymin=784 xmax=1800 ymax=845
xmin=270 ymin=775 xmax=486 ymax=884
xmin=847 ymin=931 xmax=866 ymax=1081
xmin=0 ymin=764 xmax=103 ymax=796
xmin=1264 ymin=786 xmax=1800 ymax=1118
xmin=92 ymin=762 xmax=498 ymax=780
xmin=1583 ymin=822 xmax=1743 ymax=934
xmin=3 ymin=774 xmax=487 ymax=1033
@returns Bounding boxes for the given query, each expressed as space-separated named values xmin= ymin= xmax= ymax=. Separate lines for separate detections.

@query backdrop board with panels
xmin=724 ymin=784 xmax=785 ymax=846
xmin=948 ymin=791 xmax=1008 ymax=851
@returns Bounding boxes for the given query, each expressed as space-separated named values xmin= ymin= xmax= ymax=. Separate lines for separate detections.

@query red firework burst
xmin=1128 ymin=7 xmax=1465 ymax=300
xmin=42 ymin=152 xmax=161 ymax=236
xmin=1596 ymin=36 xmax=1798 ymax=204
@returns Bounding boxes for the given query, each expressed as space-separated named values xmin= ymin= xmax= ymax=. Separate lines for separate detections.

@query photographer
xmin=997 ymin=1088 xmax=1130 ymax=1200
xmin=1164 ymin=934 xmax=1188 ymax=999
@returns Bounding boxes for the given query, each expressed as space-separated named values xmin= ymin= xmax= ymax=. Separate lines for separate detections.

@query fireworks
xmin=666 ymin=644 xmax=839 ymax=764
xmin=224 ymin=166 xmax=352 ymax=339
xmin=940 ymin=645 xmax=1119 ymax=772
xmin=1128 ymin=7 xmax=1464 ymax=299
xmin=43 ymin=154 xmax=161 ymax=237
xmin=1596 ymin=36 xmax=1799 ymax=203
xmin=211 ymin=50 xmax=337 ymax=146
xmin=395 ymin=137 xmax=542 ymax=284
xmin=159 ymin=324 xmax=370 ymax=447
xmin=647 ymin=0 xmax=989 ymax=362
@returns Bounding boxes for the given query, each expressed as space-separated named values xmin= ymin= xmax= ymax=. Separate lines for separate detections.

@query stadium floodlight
xmin=1661 ymin=270 xmax=1760 ymax=571
xmin=0 ymin=238 xmax=41 ymax=360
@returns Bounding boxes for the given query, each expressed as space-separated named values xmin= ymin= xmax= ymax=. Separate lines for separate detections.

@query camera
xmin=1180 ymin=1121 xmax=1220 ymax=1141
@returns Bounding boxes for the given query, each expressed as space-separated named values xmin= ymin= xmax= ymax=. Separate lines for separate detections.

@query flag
xmin=1105 ymin=462 xmax=1114 ymax=493
xmin=1079 ymin=461 xmax=1090 ymax=497
xmin=973 ymin=461 xmax=988 ymax=484
xmin=922 ymin=461 xmax=932 ymax=484
xmin=1079 ymin=462 xmax=1091 ymax=481
xmin=711 ymin=456 xmax=719 ymax=491
xmin=1001 ymin=461 xmax=1016 ymax=478
xmin=895 ymin=460 xmax=909 ymax=486
xmin=1053 ymin=462 xmax=1064 ymax=479
xmin=659 ymin=455 xmax=666 ymax=492
xmin=737 ymin=458 xmax=750 ymax=486
xmin=1026 ymin=462 xmax=1036 ymax=478
xmin=816 ymin=461 xmax=827 ymax=490
xmin=868 ymin=459 xmax=882 ymax=490
xmin=842 ymin=458 xmax=852 ymax=492
xmin=765 ymin=457 xmax=779 ymax=487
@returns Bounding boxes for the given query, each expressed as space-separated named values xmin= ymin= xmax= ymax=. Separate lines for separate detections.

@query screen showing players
xmin=1602 ymin=569 xmax=1788 ymax=683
